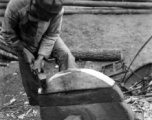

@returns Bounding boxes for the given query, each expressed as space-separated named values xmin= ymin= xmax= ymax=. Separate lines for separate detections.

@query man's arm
xmin=32 ymin=8 xmax=64 ymax=73
xmin=38 ymin=8 xmax=64 ymax=59
xmin=2 ymin=4 xmax=24 ymax=52
xmin=2 ymin=4 xmax=35 ymax=66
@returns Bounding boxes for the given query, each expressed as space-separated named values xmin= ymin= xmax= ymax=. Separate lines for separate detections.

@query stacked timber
xmin=0 ymin=24 xmax=18 ymax=61
xmin=0 ymin=0 xmax=7 ymax=17
xmin=0 ymin=0 xmax=152 ymax=16
xmin=63 ymin=0 xmax=152 ymax=14
xmin=0 ymin=41 xmax=18 ymax=61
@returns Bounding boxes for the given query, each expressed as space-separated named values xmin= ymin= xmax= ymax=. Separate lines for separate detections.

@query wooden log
xmin=81 ymin=0 xmax=152 ymax=2
xmin=0 ymin=0 xmax=151 ymax=3
xmin=0 ymin=39 xmax=17 ymax=56
xmin=63 ymin=1 xmax=152 ymax=9
xmin=64 ymin=6 xmax=126 ymax=11
xmin=1 ymin=8 xmax=152 ymax=17
xmin=0 ymin=62 xmax=9 ymax=66
xmin=0 ymin=3 xmax=7 ymax=9
xmin=0 ymin=42 xmax=17 ymax=56
xmin=2 ymin=0 xmax=152 ymax=9
xmin=0 ymin=40 xmax=122 ymax=61
xmin=71 ymin=48 xmax=123 ymax=61
xmin=0 ymin=49 xmax=18 ymax=61
xmin=64 ymin=6 xmax=152 ymax=14
xmin=1 ymin=1 xmax=152 ymax=17
xmin=65 ymin=6 xmax=123 ymax=9
xmin=0 ymin=28 xmax=121 ymax=62
xmin=2 ymin=0 xmax=152 ymax=3
xmin=0 ymin=9 xmax=5 ymax=17
xmin=0 ymin=46 xmax=122 ymax=61
xmin=0 ymin=0 xmax=9 ymax=3
xmin=64 ymin=8 xmax=152 ymax=14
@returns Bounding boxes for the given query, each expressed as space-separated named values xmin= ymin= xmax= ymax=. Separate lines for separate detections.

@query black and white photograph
xmin=0 ymin=0 xmax=152 ymax=119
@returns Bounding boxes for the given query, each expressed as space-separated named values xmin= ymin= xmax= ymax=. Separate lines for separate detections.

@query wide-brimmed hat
xmin=35 ymin=0 xmax=63 ymax=14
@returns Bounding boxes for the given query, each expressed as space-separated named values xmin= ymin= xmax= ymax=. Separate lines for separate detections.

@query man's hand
xmin=23 ymin=48 xmax=35 ymax=64
xmin=32 ymin=55 xmax=44 ymax=74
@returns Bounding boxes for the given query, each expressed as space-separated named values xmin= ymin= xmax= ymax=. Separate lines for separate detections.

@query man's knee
xmin=60 ymin=50 xmax=70 ymax=60
xmin=58 ymin=50 xmax=75 ymax=61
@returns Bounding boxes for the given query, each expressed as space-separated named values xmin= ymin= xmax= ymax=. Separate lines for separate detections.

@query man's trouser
xmin=18 ymin=38 xmax=77 ymax=106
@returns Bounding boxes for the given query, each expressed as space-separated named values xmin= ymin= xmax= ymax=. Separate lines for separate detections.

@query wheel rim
xmin=123 ymin=63 xmax=152 ymax=91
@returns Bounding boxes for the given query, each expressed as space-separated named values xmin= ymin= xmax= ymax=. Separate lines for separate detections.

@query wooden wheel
xmin=123 ymin=63 xmax=152 ymax=94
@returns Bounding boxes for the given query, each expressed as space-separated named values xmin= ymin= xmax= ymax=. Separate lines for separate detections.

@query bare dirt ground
xmin=1 ymin=13 xmax=152 ymax=119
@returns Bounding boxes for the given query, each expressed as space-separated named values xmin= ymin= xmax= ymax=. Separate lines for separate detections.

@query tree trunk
xmin=71 ymin=48 xmax=123 ymax=61
xmin=0 ymin=42 xmax=122 ymax=61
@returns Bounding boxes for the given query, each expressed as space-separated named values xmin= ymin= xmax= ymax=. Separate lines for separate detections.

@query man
xmin=2 ymin=0 xmax=77 ymax=106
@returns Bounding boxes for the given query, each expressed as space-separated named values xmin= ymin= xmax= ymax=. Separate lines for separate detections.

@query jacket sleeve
xmin=2 ymin=4 xmax=24 ymax=52
xmin=38 ymin=8 xmax=64 ymax=59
